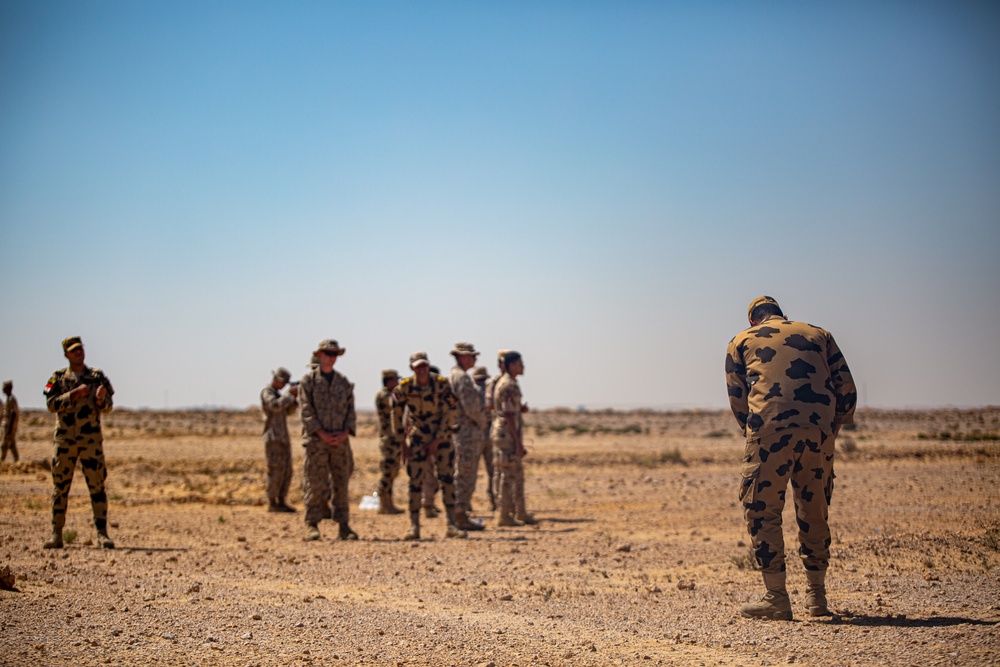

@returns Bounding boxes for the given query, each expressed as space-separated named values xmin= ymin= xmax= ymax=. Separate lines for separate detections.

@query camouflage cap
xmin=747 ymin=296 xmax=780 ymax=321
xmin=272 ymin=367 xmax=292 ymax=383
xmin=2 ymin=380 xmax=11 ymax=392
xmin=315 ymin=339 xmax=346 ymax=356
xmin=450 ymin=342 xmax=479 ymax=357
xmin=62 ymin=336 xmax=84 ymax=352
xmin=471 ymin=366 xmax=489 ymax=381
xmin=381 ymin=369 xmax=399 ymax=380
xmin=409 ymin=351 xmax=430 ymax=368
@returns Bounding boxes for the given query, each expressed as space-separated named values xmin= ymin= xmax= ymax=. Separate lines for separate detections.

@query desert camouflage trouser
xmin=740 ymin=427 xmax=835 ymax=574
xmin=454 ymin=423 xmax=486 ymax=512
xmin=377 ymin=437 xmax=404 ymax=497
xmin=406 ymin=435 xmax=456 ymax=514
xmin=51 ymin=438 xmax=108 ymax=533
xmin=303 ymin=439 xmax=354 ymax=526
xmin=493 ymin=435 xmax=526 ymax=519
xmin=480 ymin=427 xmax=496 ymax=508
xmin=1 ymin=434 xmax=17 ymax=462
xmin=264 ymin=436 xmax=293 ymax=503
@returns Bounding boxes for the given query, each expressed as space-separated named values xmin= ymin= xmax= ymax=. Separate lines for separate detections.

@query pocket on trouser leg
xmin=739 ymin=461 xmax=760 ymax=507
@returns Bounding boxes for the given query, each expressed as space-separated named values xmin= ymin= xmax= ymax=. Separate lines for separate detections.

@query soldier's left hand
xmin=95 ymin=385 xmax=107 ymax=404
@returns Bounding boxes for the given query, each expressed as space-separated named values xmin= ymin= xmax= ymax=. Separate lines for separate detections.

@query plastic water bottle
xmin=358 ymin=492 xmax=379 ymax=510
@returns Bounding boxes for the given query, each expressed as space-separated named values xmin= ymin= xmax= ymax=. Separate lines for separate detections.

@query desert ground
xmin=1 ymin=407 xmax=998 ymax=667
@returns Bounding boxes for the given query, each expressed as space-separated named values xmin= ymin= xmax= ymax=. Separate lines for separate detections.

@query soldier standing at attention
xmin=374 ymin=369 xmax=405 ymax=514
xmin=448 ymin=342 xmax=488 ymax=531
xmin=725 ymin=296 xmax=857 ymax=620
xmin=261 ymin=367 xmax=298 ymax=512
xmin=391 ymin=352 xmax=466 ymax=540
xmin=299 ymin=339 xmax=357 ymax=542
xmin=471 ymin=365 xmax=496 ymax=511
xmin=1 ymin=380 xmax=19 ymax=463
xmin=43 ymin=337 xmax=115 ymax=549
xmin=492 ymin=351 xmax=535 ymax=526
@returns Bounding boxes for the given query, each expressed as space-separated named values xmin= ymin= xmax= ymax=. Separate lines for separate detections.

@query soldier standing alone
xmin=261 ymin=367 xmax=298 ymax=512
xmin=1 ymin=380 xmax=19 ymax=463
xmin=299 ymin=339 xmax=357 ymax=541
xmin=725 ymin=296 xmax=857 ymax=620
xmin=42 ymin=337 xmax=115 ymax=549
xmin=492 ymin=351 xmax=535 ymax=526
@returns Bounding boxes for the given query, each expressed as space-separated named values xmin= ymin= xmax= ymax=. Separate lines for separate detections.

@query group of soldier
xmin=260 ymin=340 xmax=532 ymax=543
xmin=20 ymin=293 xmax=856 ymax=622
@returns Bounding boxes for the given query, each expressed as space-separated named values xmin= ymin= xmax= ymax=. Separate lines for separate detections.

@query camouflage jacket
xmin=1 ymin=395 xmax=18 ymax=438
xmin=391 ymin=374 xmax=458 ymax=443
xmin=299 ymin=368 xmax=356 ymax=443
xmin=485 ymin=373 xmax=503 ymax=419
xmin=260 ymin=385 xmax=297 ymax=442
xmin=375 ymin=387 xmax=404 ymax=442
xmin=448 ymin=366 xmax=487 ymax=430
xmin=44 ymin=366 xmax=115 ymax=443
xmin=725 ymin=315 xmax=857 ymax=438
xmin=492 ymin=374 xmax=524 ymax=442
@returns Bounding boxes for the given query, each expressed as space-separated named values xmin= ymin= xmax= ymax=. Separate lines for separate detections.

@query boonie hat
xmin=315 ymin=339 xmax=346 ymax=355
xmin=409 ymin=351 xmax=430 ymax=368
xmin=273 ymin=367 xmax=292 ymax=383
xmin=450 ymin=342 xmax=479 ymax=357
xmin=62 ymin=336 xmax=84 ymax=353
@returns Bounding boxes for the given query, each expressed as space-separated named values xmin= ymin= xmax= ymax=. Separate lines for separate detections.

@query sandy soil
xmin=1 ymin=407 xmax=998 ymax=666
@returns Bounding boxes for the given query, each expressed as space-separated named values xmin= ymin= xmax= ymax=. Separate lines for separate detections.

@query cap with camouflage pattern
xmin=381 ymin=369 xmax=399 ymax=380
xmin=747 ymin=296 xmax=781 ymax=322
xmin=409 ymin=351 xmax=430 ymax=368
xmin=62 ymin=336 xmax=84 ymax=353
xmin=272 ymin=367 xmax=292 ymax=383
xmin=471 ymin=366 xmax=489 ymax=381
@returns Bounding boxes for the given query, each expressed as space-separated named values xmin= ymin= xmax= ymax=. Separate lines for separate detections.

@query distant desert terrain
xmin=1 ymin=407 xmax=998 ymax=666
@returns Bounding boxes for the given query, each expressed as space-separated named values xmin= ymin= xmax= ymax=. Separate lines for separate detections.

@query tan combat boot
xmin=740 ymin=571 xmax=793 ymax=621
xmin=423 ymin=504 xmax=440 ymax=519
xmin=403 ymin=512 xmax=421 ymax=540
xmin=515 ymin=511 xmax=538 ymax=525
xmin=445 ymin=523 xmax=468 ymax=539
xmin=305 ymin=523 xmax=321 ymax=541
xmin=455 ymin=508 xmax=484 ymax=531
xmin=43 ymin=531 xmax=63 ymax=549
xmin=338 ymin=521 xmax=359 ymax=541
xmin=805 ymin=570 xmax=831 ymax=616
xmin=378 ymin=491 xmax=403 ymax=515
xmin=97 ymin=531 xmax=115 ymax=549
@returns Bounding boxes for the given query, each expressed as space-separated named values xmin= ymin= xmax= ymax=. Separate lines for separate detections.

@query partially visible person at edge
xmin=42 ymin=337 xmax=115 ymax=549
xmin=471 ymin=365 xmax=496 ymax=511
xmin=374 ymin=369 xmax=405 ymax=514
xmin=391 ymin=352 xmax=466 ymax=540
xmin=1 ymin=380 xmax=19 ymax=463
xmin=299 ymin=339 xmax=357 ymax=542
xmin=725 ymin=296 xmax=857 ymax=621
xmin=419 ymin=364 xmax=444 ymax=518
xmin=261 ymin=367 xmax=298 ymax=512
xmin=492 ymin=350 xmax=536 ymax=526
xmin=448 ymin=342 xmax=488 ymax=531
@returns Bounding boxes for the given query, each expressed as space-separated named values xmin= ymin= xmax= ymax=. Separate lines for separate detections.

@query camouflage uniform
xmin=44 ymin=365 xmax=114 ymax=537
xmin=449 ymin=364 xmax=487 ymax=515
xmin=472 ymin=368 xmax=496 ymax=510
xmin=1 ymin=387 xmax=19 ymax=463
xmin=375 ymin=384 xmax=405 ymax=499
xmin=492 ymin=373 xmax=527 ymax=521
xmin=261 ymin=382 xmax=297 ymax=506
xmin=391 ymin=374 xmax=459 ymax=515
xmin=299 ymin=366 xmax=356 ymax=528
xmin=726 ymin=311 xmax=857 ymax=575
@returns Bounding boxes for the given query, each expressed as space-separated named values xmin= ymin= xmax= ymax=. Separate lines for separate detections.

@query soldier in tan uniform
xmin=374 ymin=369 xmax=405 ymax=514
xmin=261 ymin=367 xmax=298 ymax=512
xmin=448 ymin=342 xmax=488 ymax=531
xmin=299 ymin=339 xmax=357 ymax=541
xmin=492 ymin=351 xmax=535 ymax=526
xmin=391 ymin=352 xmax=466 ymax=540
xmin=42 ymin=337 xmax=115 ymax=549
xmin=725 ymin=296 xmax=857 ymax=620
xmin=1 ymin=381 xmax=19 ymax=463
xmin=471 ymin=365 xmax=496 ymax=511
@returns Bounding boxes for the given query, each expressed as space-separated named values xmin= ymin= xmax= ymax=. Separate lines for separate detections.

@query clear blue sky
xmin=2 ymin=2 xmax=998 ymax=411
